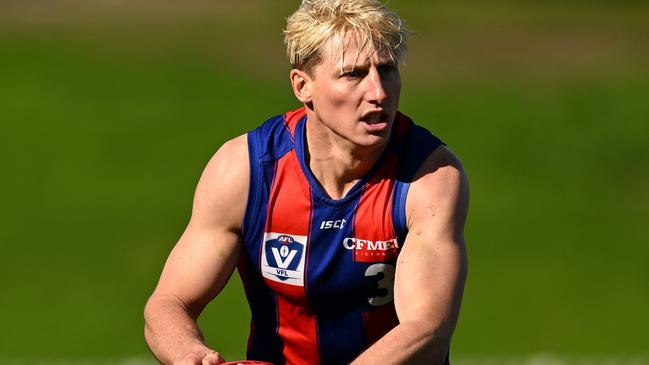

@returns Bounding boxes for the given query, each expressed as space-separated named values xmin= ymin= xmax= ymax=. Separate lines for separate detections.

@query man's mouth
xmin=364 ymin=114 xmax=384 ymax=124
xmin=361 ymin=111 xmax=387 ymax=125
xmin=360 ymin=112 xmax=390 ymax=133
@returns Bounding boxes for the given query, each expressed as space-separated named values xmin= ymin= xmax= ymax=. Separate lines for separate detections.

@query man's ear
xmin=290 ymin=69 xmax=313 ymax=104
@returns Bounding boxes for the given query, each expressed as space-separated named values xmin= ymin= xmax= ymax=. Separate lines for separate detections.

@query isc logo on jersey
xmin=261 ymin=232 xmax=307 ymax=286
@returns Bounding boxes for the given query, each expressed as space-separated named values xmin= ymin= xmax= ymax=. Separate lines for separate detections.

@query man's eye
xmin=343 ymin=70 xmax=364 ymax=79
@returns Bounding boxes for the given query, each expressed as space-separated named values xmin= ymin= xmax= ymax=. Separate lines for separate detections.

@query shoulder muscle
xmin=406 ymin=146 xmax=469 ymax=239
xmin=191 ymin=134 xmax=249 ymax=233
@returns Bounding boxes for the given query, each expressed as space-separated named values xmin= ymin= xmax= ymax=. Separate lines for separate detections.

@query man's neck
xmin=304 ymin=117 xmax=388 ymax=200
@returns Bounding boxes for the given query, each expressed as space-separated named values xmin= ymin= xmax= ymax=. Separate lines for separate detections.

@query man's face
xmin=304 ymin=34 xmax=401 ymax=148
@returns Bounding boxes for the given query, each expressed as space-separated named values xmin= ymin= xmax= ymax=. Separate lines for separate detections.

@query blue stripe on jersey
xmin=307 ymin=200 xmax=367 ymax=362
xmin=391 ymin=181 xmax=409 ymax=244
xmin=317 ymin=310 xmax=366 ymax=365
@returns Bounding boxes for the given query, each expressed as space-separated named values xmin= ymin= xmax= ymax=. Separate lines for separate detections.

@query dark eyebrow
xmin=338 ymin=60 xmax=396 ymax=75
xmin=377 ymin=60 xmax=397 ymax=68
xmin=338 ymin=65 xmax=367 ymax=77
xmin=340 ymin=63 xmax=370 ymax=72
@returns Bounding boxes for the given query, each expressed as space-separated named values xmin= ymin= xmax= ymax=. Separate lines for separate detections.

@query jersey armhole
xmin=390 ymin=122 xmax=446 ymax=245
xmin=241 ymin=130 xmax=261 ymax=242
xmin=392 ymin=180 xmax=410 ymax=244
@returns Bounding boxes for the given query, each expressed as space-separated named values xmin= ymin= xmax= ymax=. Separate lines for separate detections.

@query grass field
xmin=1 ymin=1 xmax=648 ymax=363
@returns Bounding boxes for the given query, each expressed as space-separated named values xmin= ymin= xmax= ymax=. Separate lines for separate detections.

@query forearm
xmin=144 ymin=294 xmax=211 ymax=365
xmin=351 ymin=321 xmax=451 ymax=365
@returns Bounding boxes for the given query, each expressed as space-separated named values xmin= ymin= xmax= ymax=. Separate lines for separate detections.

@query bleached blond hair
xmin=284 ymin=0 xmax=409 ymax=72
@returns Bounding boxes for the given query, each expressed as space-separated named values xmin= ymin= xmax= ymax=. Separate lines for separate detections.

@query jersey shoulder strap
xmin=243 ymin=107 xmax=306 ymax=240
xmin=247 ymin=107 xmax=305 ymax=163
xmin=391 ymin=113 xmax=445 ymax=241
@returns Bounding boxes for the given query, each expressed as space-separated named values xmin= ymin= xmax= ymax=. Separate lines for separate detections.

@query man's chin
xmin=354 ymin=132 xmax=391 ymax=149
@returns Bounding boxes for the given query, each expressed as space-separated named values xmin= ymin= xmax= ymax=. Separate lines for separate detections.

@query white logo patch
xmin=261 ymin=232 xmax=307 ymax=286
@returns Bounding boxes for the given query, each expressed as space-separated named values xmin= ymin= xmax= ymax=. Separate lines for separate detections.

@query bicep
xmin=394 ymin=234 xmax=467 ymax=330
xmin=152 ymin=135 xmax=249 ymax=316
xmin=155 ymin=222 xmax=242 ymax=317
xmin=393 ymin=146 xmax=469 ymax=333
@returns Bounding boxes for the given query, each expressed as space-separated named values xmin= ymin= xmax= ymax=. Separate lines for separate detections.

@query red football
xmin=221 ymin=361 xmax=274 ymax=365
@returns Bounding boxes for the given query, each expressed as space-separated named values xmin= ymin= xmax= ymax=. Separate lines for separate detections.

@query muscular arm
xmin=352 ymin=146 xmax=469 ymax=365
xmin=144 ymin=135 xmax=249 ymax=365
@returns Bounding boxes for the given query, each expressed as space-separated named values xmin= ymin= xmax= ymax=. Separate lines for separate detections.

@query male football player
xmin=144 ymin=1 xmax=469 ymax=364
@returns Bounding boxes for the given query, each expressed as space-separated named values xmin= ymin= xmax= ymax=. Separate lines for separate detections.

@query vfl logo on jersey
xmin=261 ymin=232 xmax=307 ymax=286
xmin=343 ymin=237 xmax=400 ymax=263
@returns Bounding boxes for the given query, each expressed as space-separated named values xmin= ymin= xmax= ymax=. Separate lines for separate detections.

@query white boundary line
xmin=454 ymin=355 xmax=649 ymax=365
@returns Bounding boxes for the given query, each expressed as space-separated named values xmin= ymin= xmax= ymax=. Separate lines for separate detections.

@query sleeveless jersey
xmin=238 ymin=107 xmax=445 ymax=365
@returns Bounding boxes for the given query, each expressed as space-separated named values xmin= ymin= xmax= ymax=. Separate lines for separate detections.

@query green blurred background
xmin=1 ymin=1 xmax=648 ymax=364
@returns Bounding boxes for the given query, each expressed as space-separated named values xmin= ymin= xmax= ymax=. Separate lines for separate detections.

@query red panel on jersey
xmin=263 ymin=145 xmax=319 ymax=365
xmin=283 ymin=107 xmax=306 ymax=140
xmin=352 ymin=152 xmax=400 ymax=263
xmin=276 ymin=297 xmax=319 ymax=365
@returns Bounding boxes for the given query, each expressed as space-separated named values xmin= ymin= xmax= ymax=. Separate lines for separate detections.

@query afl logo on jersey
xmin=261 ymin=232 xmax=307 ymax=286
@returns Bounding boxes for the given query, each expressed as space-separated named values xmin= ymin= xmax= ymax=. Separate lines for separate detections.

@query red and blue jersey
xmin=238 ymin=107 xmax=445 ymax=365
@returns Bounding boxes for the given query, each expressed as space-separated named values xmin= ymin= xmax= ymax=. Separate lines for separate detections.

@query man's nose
xmin=366 ymin=68 xmax=387 ymax=105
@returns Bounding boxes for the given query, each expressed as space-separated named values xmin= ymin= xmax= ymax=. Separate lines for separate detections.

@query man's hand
xmin=174 ymin=348 xmax=225 ymax=365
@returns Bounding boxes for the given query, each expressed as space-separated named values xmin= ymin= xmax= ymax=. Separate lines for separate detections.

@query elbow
xmin=143 ymin=294 xmax=159 ymax=327
xmin=143 ymin=295 xmax=160 ymax=345
xmin=394 ymin=320 xmax=454 ymax=365
xmin=142 ymin=293 xmax=175 ymax=340
xmin=406 ymin=319 xmax=454 ymax=351
xmin=420 ymin=326 xmax=454 ymax=365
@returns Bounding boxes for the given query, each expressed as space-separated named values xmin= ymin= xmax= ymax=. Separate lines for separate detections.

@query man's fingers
xmin=202 ymin=351 xmax=224 ymax=365
xmin=173 ymin=350 xmax=223 ymax=365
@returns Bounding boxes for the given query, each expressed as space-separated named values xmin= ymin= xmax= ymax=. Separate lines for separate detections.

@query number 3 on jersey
xmin=365 ymin=263 xmax=395 ymax=306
